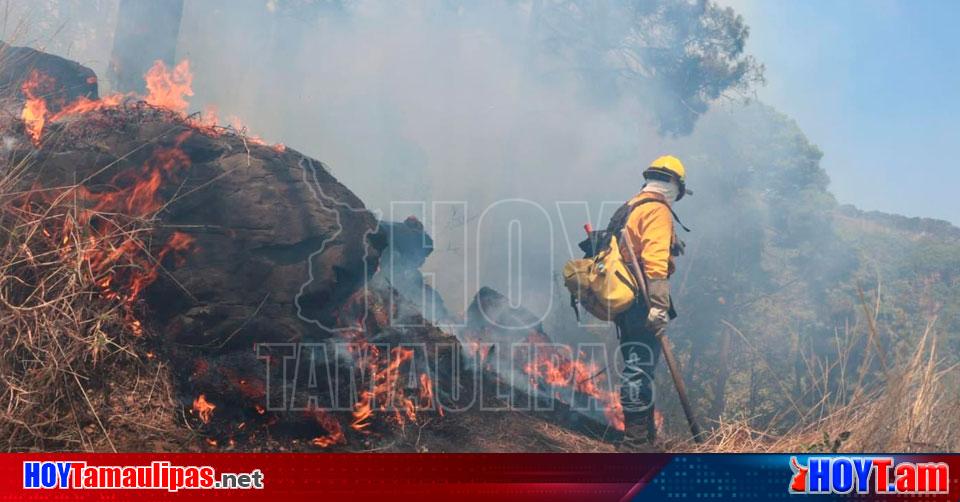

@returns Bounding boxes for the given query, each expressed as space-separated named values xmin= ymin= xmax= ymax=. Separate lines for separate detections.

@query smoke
xmin=3 ymin=0 xmax=852 ymax=322
xmin=0 ymin=0 xmax=117 ymax=69
xmin=170 ymin=1 xmax=673 ymax=321
xmin=13 ymin=0 xmax=955 ymax=435
xmin=0 ymin=0 xmax=745 ymax=336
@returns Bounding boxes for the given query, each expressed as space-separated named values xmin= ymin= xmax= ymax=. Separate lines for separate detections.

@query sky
xmin=722 ymin=0 xmax=960 ymax=225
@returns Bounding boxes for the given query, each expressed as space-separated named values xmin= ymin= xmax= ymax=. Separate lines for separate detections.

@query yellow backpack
xmin=563 ymin=197 xmax=684 ymax=321
xmin=562 ymin=232 xmax=639 ymax=321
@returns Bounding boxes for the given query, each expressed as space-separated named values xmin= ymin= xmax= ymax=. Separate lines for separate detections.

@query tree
xmin=109 ymin=0 xmax=184 ymax=93
xmin=531 ymin=0 xmax=764 ymax=135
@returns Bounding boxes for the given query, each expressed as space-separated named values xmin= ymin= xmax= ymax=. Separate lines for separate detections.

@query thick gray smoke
xmin=11 ymin=1 xmax=960 ymax=448
xmin=173 ymin=1 xmax=676 ymax=322
xmin=0 ymin=0 xmax=773 ymax=339
xmin=16 ymin=0 xmax=957 ymax=437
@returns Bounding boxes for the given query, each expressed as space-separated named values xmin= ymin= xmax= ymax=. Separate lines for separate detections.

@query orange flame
xmin=351 ymin=390 xmax=374 ymax=432
xmin=20 ymin=71 xmax=125 ymax=145
xmin=37 ymin=130 xmax=198 ymax=333
xmin=308 ymin=407 xmax=345 ymax=448
xmin=419 ymin=372 xmax=444 ymax=417
xmin=193 ymin=394 xmax=216 ymax=424
xmin=523 ymin=346 xmax=624 ymax=431
xmin=20 ymin=70 xmax=51 ymax=145
xmin=53 ymin=93 xmax=125 ymax=120
xmin=20 ymin=60 xmax=285 ymax=151
xmin=350 ymin=346 xmax=418 ymax=432
xmin=144 ymin=59 xmax=193 ymax=114
xmin=19 ymin=60 xmax=190 ymax=145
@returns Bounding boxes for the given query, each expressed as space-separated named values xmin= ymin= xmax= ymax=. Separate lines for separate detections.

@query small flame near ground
xmin=308 ymin=407 xmax=345 ymax=447
xmin=419 ymin=372 xmax=443 ymax=417
xmin=523 ymin=349 xmax=625 ymax=431
xmin=350 ymin=345 xmax=418 ymax=432
xmin=462 ymin=328 xmax=626 ymax=432
xmin=193 ymin=394 xmax=216 ymax=424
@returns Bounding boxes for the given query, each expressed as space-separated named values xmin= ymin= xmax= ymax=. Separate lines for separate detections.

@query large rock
xmin=0 ymin=45 xmax=470 ymax=451
xmin=373 ymin=217 xmax=451 ymax=323
xmin=0 ymin=41 xmax=98 ymax=109
xmin=18 ymin=107 xmax=382 ymax=346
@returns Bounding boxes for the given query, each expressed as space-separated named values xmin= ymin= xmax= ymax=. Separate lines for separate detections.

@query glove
xmin=646 ymin=306 xmax=669 ymax=332
xmin=645 ymin=278 xmax=671 ymax=332
xmin=671 ymin=238 xmax=686 ymax=257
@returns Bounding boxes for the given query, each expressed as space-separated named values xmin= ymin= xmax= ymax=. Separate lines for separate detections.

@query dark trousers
xmin=616 ymin=304 xmax=661 ymax=439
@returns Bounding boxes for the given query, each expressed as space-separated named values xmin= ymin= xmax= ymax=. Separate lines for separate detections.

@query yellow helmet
xmin=643 ymin=155 xmax=691 ymax=200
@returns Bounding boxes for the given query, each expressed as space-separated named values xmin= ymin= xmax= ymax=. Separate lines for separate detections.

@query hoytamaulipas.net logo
xmin=789 ymin=456 xmax=948 ymax=495
xmin=23 ymin=461 xmax=264 ymax=491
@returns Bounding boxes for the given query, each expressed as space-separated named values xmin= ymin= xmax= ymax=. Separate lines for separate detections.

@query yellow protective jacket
xmin=622 ymin=191 xmax=675 ymax=280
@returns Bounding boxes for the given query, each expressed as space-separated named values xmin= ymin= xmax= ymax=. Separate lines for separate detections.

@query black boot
xmin=618 ymin=411 xmax=659 ymax=452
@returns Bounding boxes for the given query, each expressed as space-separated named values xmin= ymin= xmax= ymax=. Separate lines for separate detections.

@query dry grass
xmin=0 ymin=152 xmax=189 ymax=451
xmin=0 ymin=99 xmax=955 ymax=453
xmin=4 ymin=137 xmax=958 ymax=453
xmin=3 ymin=141 xmax=957 ymax=453
xmin=683 ymin=317 xmax=960 ymax=453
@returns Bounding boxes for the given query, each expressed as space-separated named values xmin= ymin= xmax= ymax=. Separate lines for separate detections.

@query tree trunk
xmin=109 ymin=0 xmax=184 ymax=93
xmin=709 ymin=329 xmax=732 ymax=421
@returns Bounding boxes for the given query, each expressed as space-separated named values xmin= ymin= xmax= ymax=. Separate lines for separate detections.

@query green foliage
xmin=260 ymin=0 xmax=764 ymax=137
xmin=531 ymin=0 xmax=765 ymax=135
xmin=658 ymin=100 xmax=960 ymax=433
xmin=835 ymin=208 xmax=960 ymax=360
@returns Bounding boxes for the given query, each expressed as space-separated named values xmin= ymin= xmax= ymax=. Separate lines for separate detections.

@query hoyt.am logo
xmin=789 ymin=456 xmax=949 ymax=495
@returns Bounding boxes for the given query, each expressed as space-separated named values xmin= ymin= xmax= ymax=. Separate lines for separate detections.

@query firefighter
xmin=617 ymin=155 xmax=690 ymax=452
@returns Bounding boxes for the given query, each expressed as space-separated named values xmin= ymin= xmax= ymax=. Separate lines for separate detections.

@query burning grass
xmin=0 ymin=55 xmax=266 ymax=451
xmin=1 ymin=47 xmax=955 ymax=454
xmin=0 ymin=150 xmax=192 ymax=451
xmin=0 ymin=51 xmax=439 ymax=452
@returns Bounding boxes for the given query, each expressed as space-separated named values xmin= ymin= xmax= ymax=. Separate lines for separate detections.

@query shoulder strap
xmin=604 ymin=201 xmax=638 ymax=234
xmin=665 ymin=203 xmax=691 ymax=233
xmin=612 ymin=197 xmax=691 ymax=234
